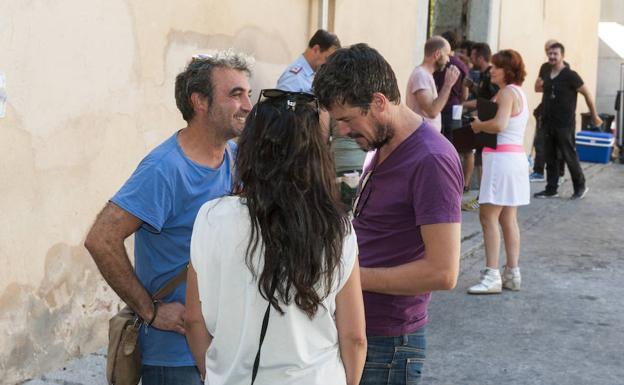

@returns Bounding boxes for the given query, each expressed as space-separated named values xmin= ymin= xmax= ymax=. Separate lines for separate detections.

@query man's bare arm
xmin=185 ymin=263 xmax=212 ymax=379
xmin=534 ymin=77 xmax=544 ymax=93
xmin=415 ymin=65 xmax=460 ymax=119
xmin=359 ymin=222 xmax=460 ymax=296
xmin=85 ymin=202 xmax=185 ymax=334
xmin=578 ymin=84 xmax=603 ymax=127
xmin=415 ymin=87 xmax=452 ymax=119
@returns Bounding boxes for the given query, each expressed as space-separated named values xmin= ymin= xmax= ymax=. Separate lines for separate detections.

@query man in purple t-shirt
xmin=313 ymin=43 xmax=463 ymax=385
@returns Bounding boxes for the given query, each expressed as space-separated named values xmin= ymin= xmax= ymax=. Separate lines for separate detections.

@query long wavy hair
xmin=236 ymin=94 xmax=349 ymax=318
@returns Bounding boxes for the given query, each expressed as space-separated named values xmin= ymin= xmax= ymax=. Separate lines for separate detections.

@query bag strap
xmin=251 ymin=280 xmax=277 ymax=385
xmin=225 ymin=141 xmax=237 ymax=189
xmin=152 ymin=265 xmax=188 ymax=301
xmin=251 ymin=301 xmax=271 ymax=385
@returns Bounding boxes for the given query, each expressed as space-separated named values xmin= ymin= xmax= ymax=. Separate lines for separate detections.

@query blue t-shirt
xmin=111 ymin=132 xmax=236 ymax=366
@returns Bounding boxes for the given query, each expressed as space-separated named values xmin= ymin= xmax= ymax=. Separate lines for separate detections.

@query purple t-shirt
xmin=433 ymin=55 xmax=468 ymax=112
xmin=353 ymin=122 xmax=463 ymax=336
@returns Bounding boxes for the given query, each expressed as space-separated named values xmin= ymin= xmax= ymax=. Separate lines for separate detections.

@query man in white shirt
xmin=406 ymin=35 xmax=460 ymax=131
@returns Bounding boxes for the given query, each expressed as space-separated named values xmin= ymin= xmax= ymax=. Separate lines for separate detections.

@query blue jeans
xmin=141 ymin=365 xmax=202 ymax=385
xmin=360 ymin=327 xmax=427 ymax=385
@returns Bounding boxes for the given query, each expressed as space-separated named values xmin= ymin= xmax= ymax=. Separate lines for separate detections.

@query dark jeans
xmin=533 ymin=117 xmax=565 ymax=176
xmin=360 ymin=327 xmax=426 ymax=385
xmin=544 ymin=125 xmax=585 ymax=193
xmin=142 ymin=365 xmax=202 ymax=385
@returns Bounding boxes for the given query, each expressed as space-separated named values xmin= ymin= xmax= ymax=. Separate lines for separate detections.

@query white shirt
xmin=190 ymin=196 xmax=358 ymax=385
xmin=406 ymin=65 xmax=442 ymax=131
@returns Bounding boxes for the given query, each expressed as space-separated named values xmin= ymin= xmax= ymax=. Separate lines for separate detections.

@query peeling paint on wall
xmin=0 ymin=243 xmax=122 ymax=385
xmin=0 ymin=1 xmax=491 ymax=384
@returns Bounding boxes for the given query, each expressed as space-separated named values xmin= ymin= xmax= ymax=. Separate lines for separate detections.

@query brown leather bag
xmin=106 ymin=267 xmax=188 ymax=385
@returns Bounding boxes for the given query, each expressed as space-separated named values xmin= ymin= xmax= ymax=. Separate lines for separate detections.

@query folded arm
xmin=471 ymin=87 xmax=514 ymax=134
xmin=359 ymin=222 xmax=460 ymax=296
xmin=415 ymin=86 xmax=451 ymax=119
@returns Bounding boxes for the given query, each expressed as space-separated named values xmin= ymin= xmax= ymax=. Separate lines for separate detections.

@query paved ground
xmin=20 ymin=162 xmax=624 ymax=385
xmin=425 ymin=162 xmax=624 ymax=385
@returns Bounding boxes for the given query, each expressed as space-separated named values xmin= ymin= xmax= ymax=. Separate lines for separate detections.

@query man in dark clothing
xmin=464 ymin=43 xmax=499 ymax=108
xmin=456 ymin=43 xmax=499 ymax=210
xmin=534 ymin=43 xmax=602 ymax=200
xmin=531 ymin=39 xmax=568 ymax=183
xmin=433 ymin=31 xmax=469 ymax=141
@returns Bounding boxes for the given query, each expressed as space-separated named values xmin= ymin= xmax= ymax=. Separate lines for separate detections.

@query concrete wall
xmin=496 ymin=0 xmax=600 ymax=149
xmin=597 ymin=0 xmax=624 ymax=118
xmin=0 ymin=0 xmax=429 ymax=383
xmin=467 ymin=0 xmax=502 ymax=52
xmin=432 ymin=0 xmax=466 ymax=37
xmin=333 ymin=0 xmax=429 ymax=97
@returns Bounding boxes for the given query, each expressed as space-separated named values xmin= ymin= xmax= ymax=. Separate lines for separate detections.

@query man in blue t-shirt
xmin=85 ymin=51 xmax=253 ymax=384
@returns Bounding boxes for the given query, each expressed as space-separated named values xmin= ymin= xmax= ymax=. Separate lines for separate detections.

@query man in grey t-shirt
xmin=406 ymin=35 xmax=460 ymax=132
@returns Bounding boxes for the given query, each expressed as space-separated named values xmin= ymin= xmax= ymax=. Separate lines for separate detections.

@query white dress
xmin=190 ymin=196 xmax=358 ymax=385
xmin=479 ymin=84 xmax=531 ymax=206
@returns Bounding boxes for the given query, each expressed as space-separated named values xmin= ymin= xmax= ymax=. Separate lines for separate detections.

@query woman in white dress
xmin=184 ymin=89 xmax=366 ymax=385
xmin=467 ymin=50 xmax=530 ymax=294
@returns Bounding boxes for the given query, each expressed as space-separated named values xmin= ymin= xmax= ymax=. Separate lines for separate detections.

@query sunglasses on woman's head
xmin=256 ymin=88 xmax=320 ymax=113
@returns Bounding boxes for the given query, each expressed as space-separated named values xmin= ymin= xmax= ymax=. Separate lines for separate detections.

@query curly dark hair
xmin=313 ymin=43 xmax=400 ymax=112
xmin=235 ymin=94 xmax=350 ymax=318
xmin=491 ymin=49 xmax=526 ymax=86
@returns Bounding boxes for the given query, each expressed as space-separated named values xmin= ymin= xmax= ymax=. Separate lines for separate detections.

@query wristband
xmin=147 ymin=300 xmax=161 ymax=326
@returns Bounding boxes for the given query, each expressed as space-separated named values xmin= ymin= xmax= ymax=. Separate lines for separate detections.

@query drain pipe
xmin=616 ymin=63 xmax=624 ymax=163
xmin=318 ymin=0 xmax=329 ymax=30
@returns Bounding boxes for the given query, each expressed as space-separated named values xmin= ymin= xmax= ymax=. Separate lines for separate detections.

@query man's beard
xmin=351 ymin=123 xmax=394 ymax=152
xmin=435 ymin=58 xmax=446 ymax=72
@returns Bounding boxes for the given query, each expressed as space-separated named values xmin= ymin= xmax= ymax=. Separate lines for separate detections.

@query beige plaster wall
xmin=497 ymin=0 xmax=601 ymax=149
xmin=333 ymin=0 xmax=429 ymax=101
xmin=0 ymin=1 xmax=312 ymax=383
xmin=0 ymin=0 xmax=431 ymax=383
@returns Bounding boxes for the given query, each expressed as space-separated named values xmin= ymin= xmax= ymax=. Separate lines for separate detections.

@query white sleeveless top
xmin=496 ymin=84 xmax=528 ymax=146
xmin=190 ymin=196 xmax=358 ymax=385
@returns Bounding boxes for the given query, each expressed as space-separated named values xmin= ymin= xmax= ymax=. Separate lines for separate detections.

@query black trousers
xmin=533 ymin=116 xmax=565 ymax=176
xmin=544 ymin=125 xmax=585 ymax=193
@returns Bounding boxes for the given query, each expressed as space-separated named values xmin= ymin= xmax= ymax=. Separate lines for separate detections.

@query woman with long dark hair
xmin=185 ymin=90 xmax=366 ymax=385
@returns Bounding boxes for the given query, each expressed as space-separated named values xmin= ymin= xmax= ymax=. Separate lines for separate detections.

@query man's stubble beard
xmin=366 ymin=122 xmax=394 ymax=152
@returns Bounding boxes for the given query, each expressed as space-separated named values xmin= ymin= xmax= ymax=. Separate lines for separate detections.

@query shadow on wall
xmin=163 ymin=26 xmax=297 ymax=95
xmin=0 ymin=242 xmax=122 ymax=385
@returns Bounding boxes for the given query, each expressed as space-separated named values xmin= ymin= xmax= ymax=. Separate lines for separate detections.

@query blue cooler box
xmin=575 ymin=131 xmax=614 ymax=164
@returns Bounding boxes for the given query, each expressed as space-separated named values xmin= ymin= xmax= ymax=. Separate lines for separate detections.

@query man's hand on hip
xmin=152 ymin=302 xmax=186 ymax=335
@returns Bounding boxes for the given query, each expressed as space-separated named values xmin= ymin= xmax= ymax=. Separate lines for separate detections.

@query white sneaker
xmin=502 ymin=266 xmax=521 ymax=291
xmin=467 ymin=268 xmax=502 ymax=294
